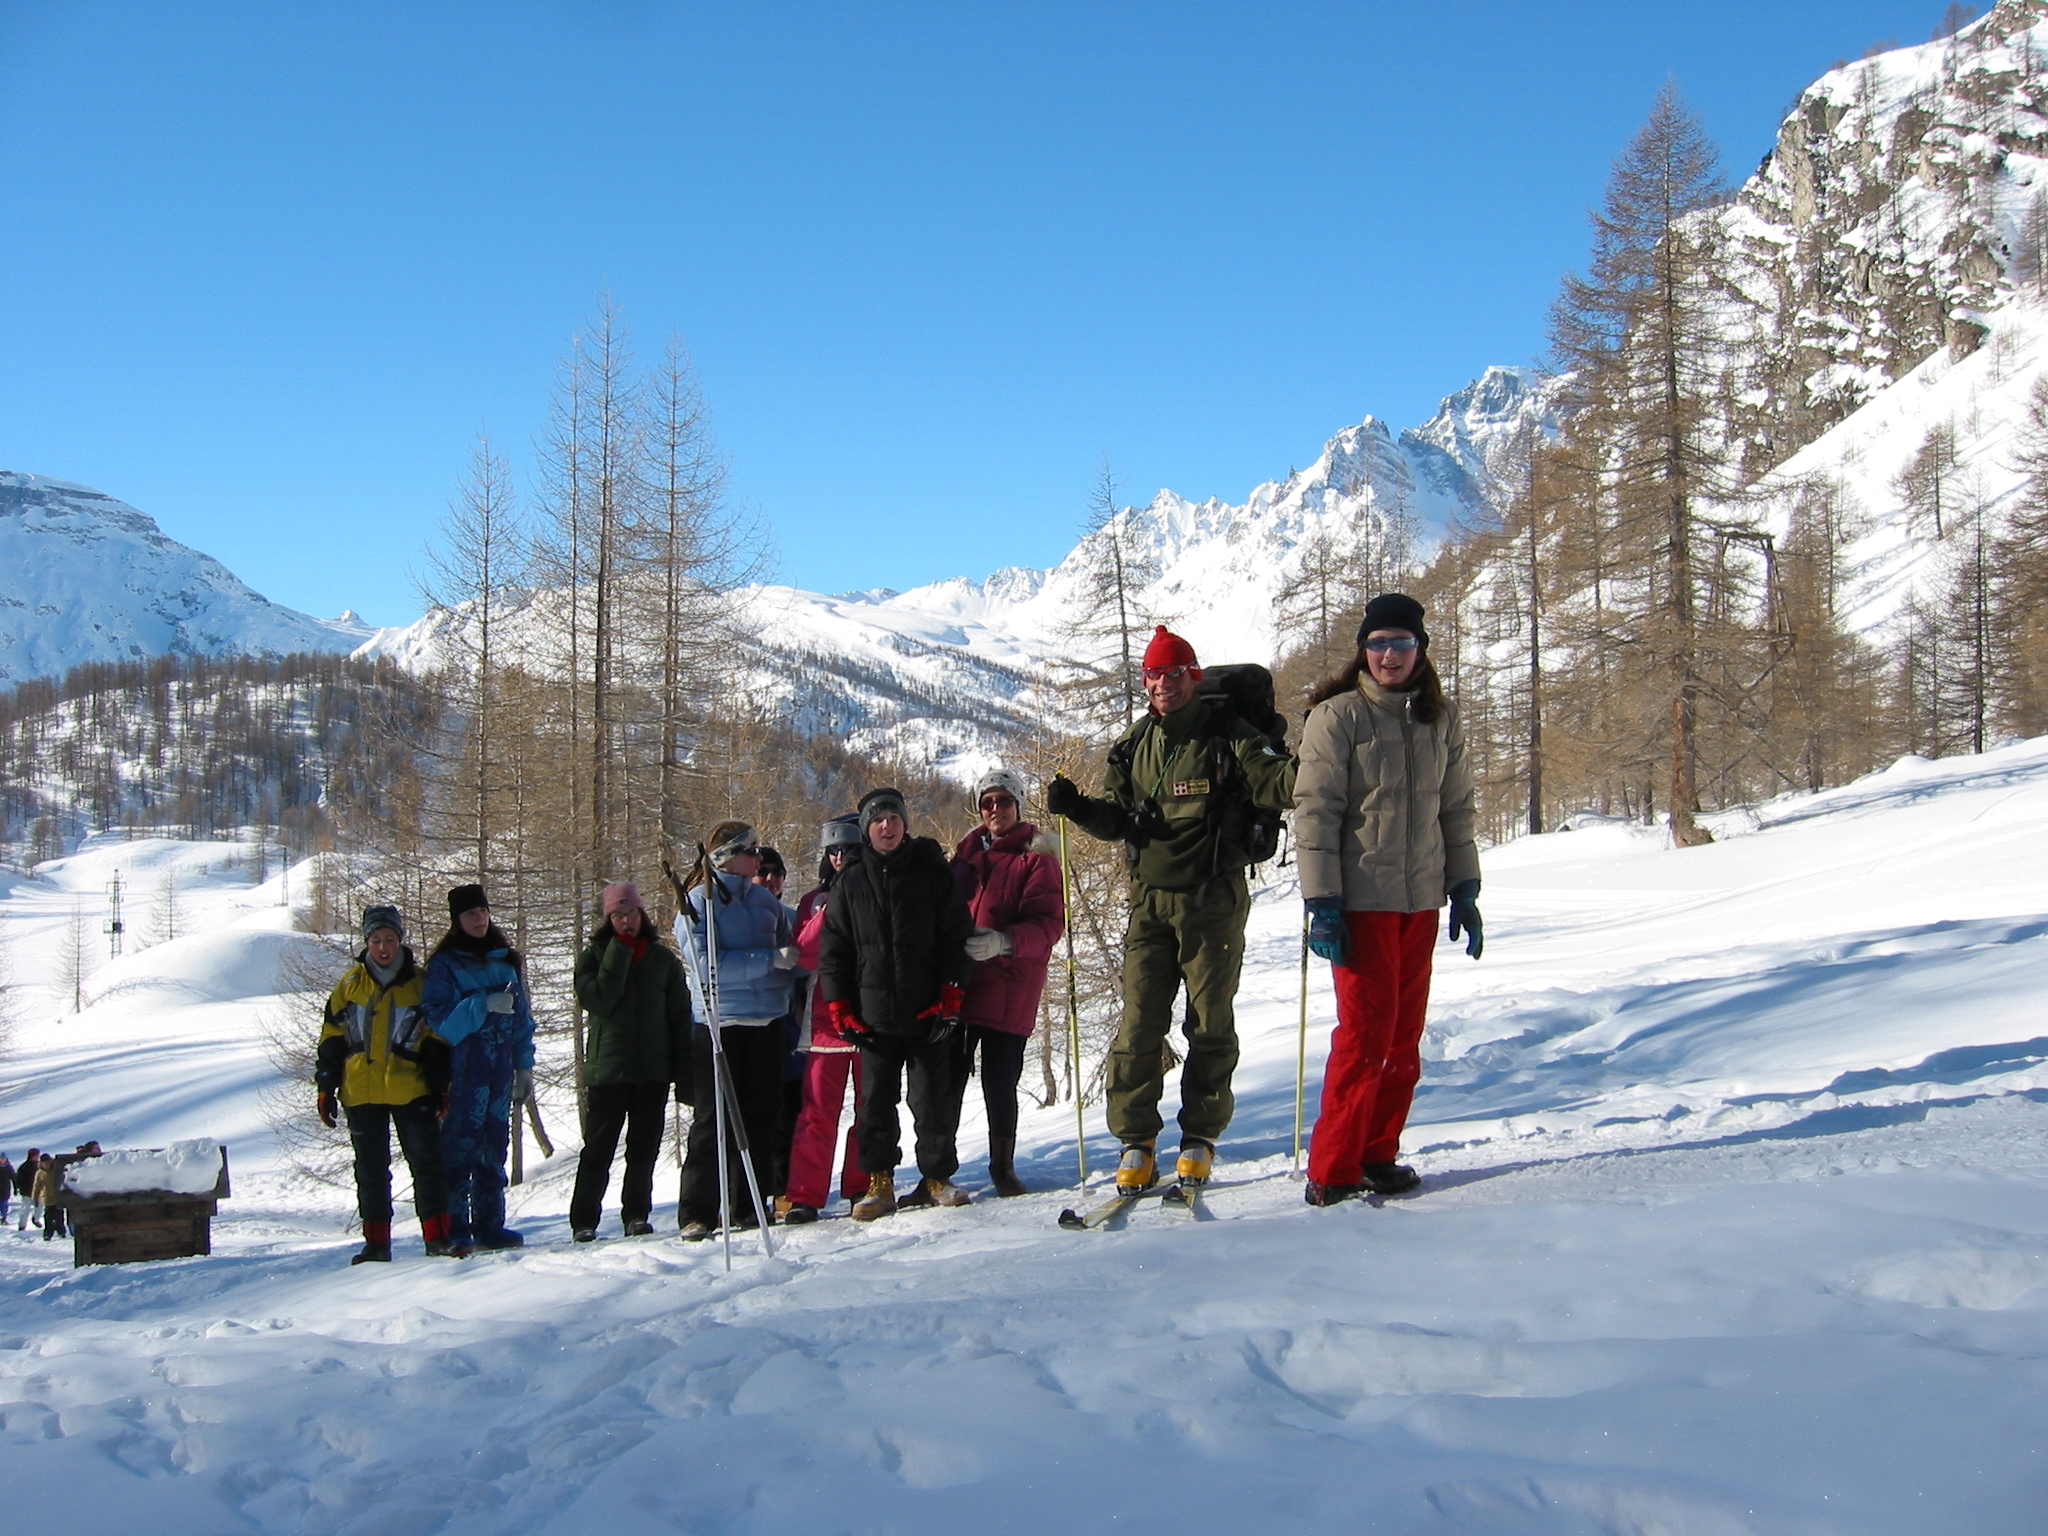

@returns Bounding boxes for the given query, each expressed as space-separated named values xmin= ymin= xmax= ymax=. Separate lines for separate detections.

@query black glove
xmin=1045 ymin=773 xmax=1084 ymax=818
xmin=1447 ymin=879 xmax=1483 ymax=960
xmin=317 ymin=1089 xmax=339 ymax=1129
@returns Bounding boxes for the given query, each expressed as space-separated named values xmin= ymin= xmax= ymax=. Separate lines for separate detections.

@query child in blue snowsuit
xmin=422 ymin=884 xmax=537 ymax=1254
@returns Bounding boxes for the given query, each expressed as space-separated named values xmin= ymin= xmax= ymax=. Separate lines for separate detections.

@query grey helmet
xmin=818 ymin=813 xmax=862 ymax=852
xmin=972 ymin=767 xmax=1028 ymax=811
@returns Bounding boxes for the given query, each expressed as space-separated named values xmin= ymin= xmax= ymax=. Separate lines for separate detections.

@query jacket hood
xmin=877 ymin=835 xmax=950 ymax=872
xmin=351 ymin=948 xmax=419 ymax=984
xmin=954 ymin=821 xmax=1043 ymax=858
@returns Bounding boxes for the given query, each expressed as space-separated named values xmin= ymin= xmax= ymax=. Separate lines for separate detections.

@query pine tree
xmin=1548 ymin=80 xmax=1740 ymax=846
xmin=1894 ymin=420 xmax=1962 ymax=542
xmin=422 ymin=432 xmax=527 ymax=882
xmin=1057 ymin=461 xmax=1163 ymax=736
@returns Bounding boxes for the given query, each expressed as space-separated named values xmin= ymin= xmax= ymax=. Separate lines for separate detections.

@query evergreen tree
xmin=1548 ymin=80 xmax=1740 ymax=846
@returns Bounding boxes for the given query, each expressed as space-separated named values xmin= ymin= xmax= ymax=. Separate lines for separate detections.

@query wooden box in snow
xmin=52 ymin=1140 xmax=231 ymax=1267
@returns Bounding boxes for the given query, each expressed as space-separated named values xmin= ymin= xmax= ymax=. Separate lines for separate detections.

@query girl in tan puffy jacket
xmin=1293 ymin=594 xmax=1481 ymax=1205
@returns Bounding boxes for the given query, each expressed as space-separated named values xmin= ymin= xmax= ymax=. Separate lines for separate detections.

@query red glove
xmin=317 ymin=1090 xmax=338 ymax=1129
xmin=827 ymin=999 xmax=869 ymax=1040
xmin=917 ymin=983 xmax=965 ymax=1022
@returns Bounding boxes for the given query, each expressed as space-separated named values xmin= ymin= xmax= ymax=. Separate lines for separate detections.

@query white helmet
xmin=973 ymin=768 xmax=1028 ymax=811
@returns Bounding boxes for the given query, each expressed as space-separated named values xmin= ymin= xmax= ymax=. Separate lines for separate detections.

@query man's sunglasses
xmin=1142 ymin=664 xmax=1191 ymax=681
xmin=1364 ymin=636 xmax=1419 ymax=654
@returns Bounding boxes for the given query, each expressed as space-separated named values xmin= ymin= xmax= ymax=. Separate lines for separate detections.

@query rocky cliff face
xmin=1726 ymin=0 xmax=2048 ymax=465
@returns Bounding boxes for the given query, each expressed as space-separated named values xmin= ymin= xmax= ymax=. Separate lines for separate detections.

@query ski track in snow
xmin=1 ymin=746 xmax=2048 ymax=1530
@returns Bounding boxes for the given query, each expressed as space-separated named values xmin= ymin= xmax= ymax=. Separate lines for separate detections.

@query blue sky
xmin=0 ymin=2 xmax=1956 ymax=626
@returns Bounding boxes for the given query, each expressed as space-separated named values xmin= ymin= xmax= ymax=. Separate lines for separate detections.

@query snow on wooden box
xmin=52 ymin=1139 xmax=230 ymax=1268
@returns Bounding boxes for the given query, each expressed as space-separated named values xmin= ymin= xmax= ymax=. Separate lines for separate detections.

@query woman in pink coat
xmin=781 ymin=815 xmax=867 ymax=1223
xmin=950 ymin=768 xmax=1065 ymax=1196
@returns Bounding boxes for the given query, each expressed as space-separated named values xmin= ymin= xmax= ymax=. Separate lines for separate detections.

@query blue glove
xmin=1447 ymin=879 xmax=1483 ymax=960
xmin=1305 ymin=897 xmax=1348 ymax=965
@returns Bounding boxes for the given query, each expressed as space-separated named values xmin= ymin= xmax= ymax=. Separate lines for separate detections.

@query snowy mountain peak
xmin=0 ymin=472 xmax=367 ymax=683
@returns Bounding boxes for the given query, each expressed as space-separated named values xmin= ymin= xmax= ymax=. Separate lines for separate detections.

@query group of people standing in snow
xmin=315 ymin=593 xmax=1482 ymax=1261
xmin=2 ymin=1144 xmax=101 ymax=1242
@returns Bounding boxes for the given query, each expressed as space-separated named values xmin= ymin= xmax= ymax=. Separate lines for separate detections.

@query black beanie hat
xmin=1356 ymin=593 xmax=1428 ymax=650
xmin=447 ymin=884 xmax=490 ymax=920
xmin=858 ymin=787 xmax=909 ymax=834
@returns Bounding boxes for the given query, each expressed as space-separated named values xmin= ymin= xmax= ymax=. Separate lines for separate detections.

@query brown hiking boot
xmin=923 ymin=1178 xmax=971 ymax=1208
xmin=898 ymin=1178 xmax=936 ymax=1209
xmin=987 ymin=1135 xmax=1027 ymax=1198
xmin=851 ymin=1172 xmax=897 ymax=1221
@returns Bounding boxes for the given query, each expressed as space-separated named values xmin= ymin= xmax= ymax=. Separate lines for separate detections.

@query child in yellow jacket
xmin=318 ymin=905 xmax=453 ymax=1264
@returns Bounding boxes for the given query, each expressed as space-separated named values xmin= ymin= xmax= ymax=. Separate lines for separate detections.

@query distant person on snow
xmin=568 ymin=881 xmax=694 ymax=1243
xmin=33 ymin=1155 xmax=64 ymax=1241
xmin=316 ymin=905 xmax=454 ymax=1263
xmin=818 ymin=787 xmax=976 ymax=1219
xmin=16 ymin=1146 xmax=40 ymax=1231
xmin=422 ymin=885 xmax=537 ymax=1255
xmin=0 ymin=1151 xmax=12 ymax=1227
xmin=675 ymin=822 xmax=798 ymax=1240
xmin=1047 ymin=625 xmax=1297 ymax=1196
xmin=780 ymin=815 xmax=868 ymax=1222
xmin=1294 ymin=594 xmax=1481 ymax=1205
xmin=946 ymin=768 xmax=1065 ymax=1197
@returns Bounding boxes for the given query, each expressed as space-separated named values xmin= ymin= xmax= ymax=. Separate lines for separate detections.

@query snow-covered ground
xmin=2 ymin=743 xmax=2047 ymax=1532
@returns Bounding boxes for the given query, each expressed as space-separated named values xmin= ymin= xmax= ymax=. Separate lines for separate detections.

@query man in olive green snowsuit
xmin=1046 ymin=626 xmax=1296 ymax=1189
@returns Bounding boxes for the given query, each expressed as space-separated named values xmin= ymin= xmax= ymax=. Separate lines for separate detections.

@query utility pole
xmin=105 ymin=871 xmax=125 ymax=959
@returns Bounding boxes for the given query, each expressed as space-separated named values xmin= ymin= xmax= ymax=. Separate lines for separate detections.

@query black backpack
xmin=1196 ymin=664 xmax=1289 ymax=868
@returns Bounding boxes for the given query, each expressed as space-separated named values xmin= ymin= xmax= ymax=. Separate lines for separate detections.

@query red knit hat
xmin=1142 ymin=625 xmax=1199 ymax=674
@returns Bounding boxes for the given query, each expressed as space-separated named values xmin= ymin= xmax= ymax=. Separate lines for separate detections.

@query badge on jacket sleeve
xmin=1172 ymin=779 xmax=1210 ymax=797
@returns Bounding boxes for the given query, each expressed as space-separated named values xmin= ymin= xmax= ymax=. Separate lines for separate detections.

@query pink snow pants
xmin=784 ymin=1050 xmax=865 ymax=1210
xmin=1308 ymin=910 xmax=1436 ymax=1185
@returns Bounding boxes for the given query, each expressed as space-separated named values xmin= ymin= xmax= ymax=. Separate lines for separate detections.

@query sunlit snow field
xmin=1 ymin=743 xmax=2046 ymax=1533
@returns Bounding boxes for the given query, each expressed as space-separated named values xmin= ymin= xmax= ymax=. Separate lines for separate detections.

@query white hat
xmin=973 ymin=768 xmax=1028 ymax=810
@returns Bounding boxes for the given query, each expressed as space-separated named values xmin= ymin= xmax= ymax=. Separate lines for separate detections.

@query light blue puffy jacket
xmin=677 ymin=871 xmax=794 ymax=1025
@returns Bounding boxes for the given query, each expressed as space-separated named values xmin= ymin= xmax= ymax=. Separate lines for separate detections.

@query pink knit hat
xmin=600 ymin=881 xmax=643 ymax=916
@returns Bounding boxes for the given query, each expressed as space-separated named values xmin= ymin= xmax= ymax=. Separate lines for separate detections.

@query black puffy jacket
xmin=817 ymin=835 xmax=974 ymax=1037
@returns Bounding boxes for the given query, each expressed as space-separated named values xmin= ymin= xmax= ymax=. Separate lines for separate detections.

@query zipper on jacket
xmin=1403 ymin=701 xmax=1417 ymax=911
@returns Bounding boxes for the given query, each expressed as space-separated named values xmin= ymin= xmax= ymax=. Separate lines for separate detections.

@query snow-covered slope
xmin=2 ymin=738 xmax=2047 ymax=1531
xmin=0 ymin=474 xmax=369 ymax=682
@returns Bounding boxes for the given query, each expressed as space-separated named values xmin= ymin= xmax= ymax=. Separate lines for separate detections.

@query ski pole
xmin=1294 ymin=905 xmax=1310 ymax=1175
xmin=673 ymin=848 xmax=775 ymax=1270
xmin=1058 ymin=814 xmax=1087 ymax=1188
xmin=699 ymin=844 xmax=776 ymax=1256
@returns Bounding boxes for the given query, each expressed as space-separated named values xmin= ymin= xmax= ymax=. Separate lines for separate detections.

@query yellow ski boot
xmin=1115 ymin=1142 xmax=1157 ymax=1194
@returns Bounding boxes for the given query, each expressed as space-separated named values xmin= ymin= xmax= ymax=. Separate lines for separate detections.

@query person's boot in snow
xmin=624 ymin=1219 xmax=654 ymax=1237
xmin=898 ymin=1178 xmax=935 ymax=1210
xmin=987 ymin=1136 xmax=1027 ymax=1197
xmin=476 ymin=1227 xmax=525 ymax=1250
xmin=572 ymin=1228 xmax=597 ymax=1243
xmin=783 ymin=1203 xmax=819 ymax=1224
xmin=679 ymin=1220 xmax=714 ymax=1241
xmin=1115 ymin=1142 xmax=1157 ymax=1193
xmin=352 ymin=1222 xmax=393 ymax=1264
xmin=1175 ymin=1139 xmax=1214 ymax=1185
xmin=421 ymin=1213 xmax=457 ymax=1257
xmin=1303 ymin=1181 xmax=1364 ymax=1207
xmin=852 ymin=1172 xmax=897 ymax=1221
xmin=921 ymin=1178 xmax=971 ymax=1208
xmin=1360 ymin=1163 xmax=1420 ymax=1196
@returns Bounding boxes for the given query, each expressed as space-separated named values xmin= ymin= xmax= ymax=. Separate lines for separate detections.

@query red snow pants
xmin=784 ymin=1050 xmax=865 ymax=1210
xmin=1308 ymin=909 xmax=1437 ymax=1185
